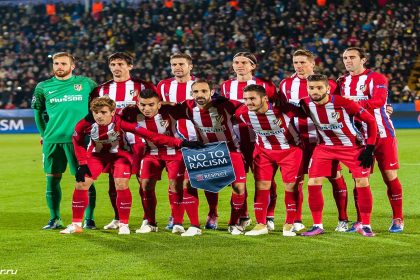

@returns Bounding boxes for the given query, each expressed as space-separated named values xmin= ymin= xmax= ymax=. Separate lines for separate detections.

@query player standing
xmin=337 ymin=47 xmax=404 ymax=233
xmin=299 ymin=74 xmax=377 ymax=237
xmin=279 ymin=49 xmax=349 ymax=232
xmin=32 ymin=52 xmax=97 ymax=229
xmin=91 ymin=52 xmax=156 ymax=230
xmin=221 ymin=52 xmax=278 ymax=230
xmin=235 ymin=85 xmax=302 ymax=236
xmin=156 ymin=53 xmax=200 ymax=230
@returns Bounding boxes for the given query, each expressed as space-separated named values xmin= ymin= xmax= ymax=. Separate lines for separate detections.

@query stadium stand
xmin=0 ymin=0 xmax=418 ymax=108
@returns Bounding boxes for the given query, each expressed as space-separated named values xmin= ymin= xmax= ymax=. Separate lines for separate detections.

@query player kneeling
xmin=60 ymin=96 xmax=201 ymax=235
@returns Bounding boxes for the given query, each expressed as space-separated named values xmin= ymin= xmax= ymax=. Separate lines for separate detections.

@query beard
xmin=195 ymin=97 xmax=209 ymax=106
xmin=54 ymin=68 xmax=71 ymax=78
xmin=309 ymin=93 xmax=328 ymax=102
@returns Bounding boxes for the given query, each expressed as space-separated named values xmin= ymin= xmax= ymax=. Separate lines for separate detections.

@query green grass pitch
xmin=1 ymin=130 xmax=419 ymax=279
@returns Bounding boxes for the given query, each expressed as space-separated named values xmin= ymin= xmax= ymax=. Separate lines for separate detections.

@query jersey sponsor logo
xmin=116 ymin=101 xmax=136 ymax=109
xmin=74 ymin=84 xmax=83 ymax=91
xmin=198 ymin=126 xmax=226 ymax=133
xmin=272 ymin=118 xmax=282 ymax=127
xmin=255 ymin=128 xmax=285 ymax=136
xmin=49 ymin=95 xmax=83 ymax=103
xmin=331 ymin=112 xmax=340 ymax=120
xmin=318 ymin=123 xmax=344 ymax=130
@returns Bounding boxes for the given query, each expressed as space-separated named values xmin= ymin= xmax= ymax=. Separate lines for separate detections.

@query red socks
xmin=295 ymin=182 xmax=304 ymax=222
xmin=386 ymin=178 xmax=403 ymax=220
xmin=116 ymin=188 xmax=132 ymax=224
xmin=183 ymin=188 xmax=200 ymax=227
xmin=204 ymin=190 xmax=219 ymax=217
xmin=172 ymin=190 xmax=184 ymax=225
xmin=356 ymin=186 xmax=372 ymax=225
xmin=284 ymin=191 xmax=297 ymax=224
xmin=229 ymin=193 xmax=246 ymax=225
xmin=139 ymin=188 xmax=156 ymax=225
xmin=254 ymin=189 xmax=270 ymax=224
xmin=329 ymin=176 xmax=348 ymax=221
xmin=72 ymin=189 xmax=88 ymax=223
xmin=308 ymin=185 xmax=323 ymax=225
xmin=267 ymin=181 xmax=277 ymax=217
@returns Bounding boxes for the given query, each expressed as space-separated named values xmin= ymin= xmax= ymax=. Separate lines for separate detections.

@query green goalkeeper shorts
xmin=42 ymin=143 xmax=78 ymax=175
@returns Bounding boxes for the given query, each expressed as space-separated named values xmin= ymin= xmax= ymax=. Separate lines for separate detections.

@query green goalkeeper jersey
xmin=31 ymin=75 xmax=97 ymax=143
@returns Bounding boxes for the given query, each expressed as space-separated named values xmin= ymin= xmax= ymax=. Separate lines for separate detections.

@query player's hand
xmin=40 ymin=137 xmax=43 ymax=145
xmin=181 ymin=140 xmax=205 ymax=149
xmin=386 ymin=104 xmax=393 ymax=116
xmin=358 ymin=144 xmax=375 ymax=169
xmin=76 ymin=164 xmax=91 ymax=182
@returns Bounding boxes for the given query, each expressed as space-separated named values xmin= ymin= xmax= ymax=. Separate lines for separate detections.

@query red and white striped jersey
xmin=235 ymin=103 xmax=300 ymax=150
xmin=91 ymin=78 xmax=156 ymax=114
xmin=91 ymin=78 xmax=157 ymax=143
xmin=221 ymin=77 xmax=277 ymax=102
xmin=137 ymin=112 xmax=180 ymax=158
xmin=337 ymin=69 xmax=394 ymax=138
xmin=300 ymin=95 xmax=377 ymax=147
xmin=157 ymin=77 xmax=197 ymax=140
xmin=73 ymin=114 xmax=183 ymax=165
xmin=165 ymin=99 xmax=243 ymax=152
xmin=279 ymin=75 xmax=338 ymax=144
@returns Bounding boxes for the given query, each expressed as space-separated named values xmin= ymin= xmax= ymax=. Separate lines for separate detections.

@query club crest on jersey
xmin=273 ymin=118 xmax=282 ymax=127
xmin=129 ymin=89 xmax=139 ymax=97
xmin=160 ymin=120 xmax=169 ymax=128
xmin=216 ymin=115 xmax=224 ymax=124
xmin=74 ymin=84 xmax=83 ymax=91
xmin=359 ymin=85 xmax=366 ymax=92
xmin=331 ymin=112 xmax=340 ymax=120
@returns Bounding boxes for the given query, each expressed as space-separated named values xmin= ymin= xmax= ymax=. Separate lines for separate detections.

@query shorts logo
xmin=273 ymin=118 xmax=282 ymax=127
xmin=331 ymin=112 xmax=340 ymax=120
xmin=390 ymin=162 xmax=397 ymax=166
xmin=74 ymin=84 xmax=83 ymax=91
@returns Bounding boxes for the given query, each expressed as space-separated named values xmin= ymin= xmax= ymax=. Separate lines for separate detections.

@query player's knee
xmin=308 ymin=177 xmax=324 ymax=185
xmin=284 ymin=183 xmax=296 ymax=192
xmin=382 ymin=170 xmax=397 ymax=181
xmin=355 ymin=177 xmax=370 ymax=187
xmin=232 ymin=183 xmax=245 ymax=194
xmin=114 ymin=178 xmax=129 ymax=190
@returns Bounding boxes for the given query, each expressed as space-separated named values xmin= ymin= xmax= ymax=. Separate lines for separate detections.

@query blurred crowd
xmin=0 ymin=0 xmax=418 ymax=109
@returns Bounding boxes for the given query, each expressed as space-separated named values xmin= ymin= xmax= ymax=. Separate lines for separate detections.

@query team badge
xmin=359 ymin=85 xmax=366 ymax=92
xmin=160 ymin=120 xmax=169 ymax=128
xmin=129 ymin=89 xmax=139 ymax=97
xmin=331 ymin=112 xmax=340 ymax=120
xmin=273 ymin=118 xmax=282 ymax=127
xmin=215 ymin=115 xmax=224 ymax=124
xmin=74 ymin=84 xmax=83 ymax=91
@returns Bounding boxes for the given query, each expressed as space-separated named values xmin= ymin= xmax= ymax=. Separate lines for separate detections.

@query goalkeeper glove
xmin=75 ymin=164 xmax=92 ymax=182
xmin=358 ymin=144 xmax=375 ymax=169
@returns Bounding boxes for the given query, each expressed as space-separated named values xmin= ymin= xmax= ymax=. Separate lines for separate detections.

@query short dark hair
xmin=307 ymin=74 xmax=329 ymax=86
xmin=108 ymin=52 xmax=134 ymax=65
xmin=191 ymin=78 xmax=213 ymax=90
xmin=233 ymin=52 xmax=257 ymax=65
xmin=343 ymin=47 xmax=367 ymax=59
xmin=243 ymin=84 xmax=266 ymax=97
xmin=293 ymin=49 xmax=315 ymax=62
xmin=170 ymin=53 xmax=193 ymax=64
xmin=139 ymin=88 xmax=159 ymax=99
